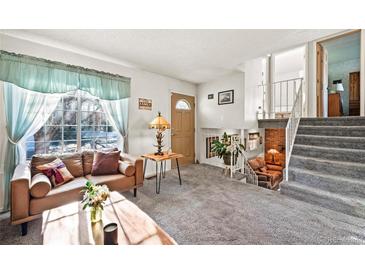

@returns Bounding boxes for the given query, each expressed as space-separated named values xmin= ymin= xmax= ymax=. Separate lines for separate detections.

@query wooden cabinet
xmin=328 ymin=93 xmax=342 ymax=117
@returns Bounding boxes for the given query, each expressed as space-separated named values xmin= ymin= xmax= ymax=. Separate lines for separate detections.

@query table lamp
xmin=268 ymin=148 xmax=279 ymax=163
xmin=149 ymin=111 xmax=170 ymax=155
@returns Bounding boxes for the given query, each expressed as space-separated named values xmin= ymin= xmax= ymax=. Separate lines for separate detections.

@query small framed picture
xmin=218 ymin=90 xmax=234 ymax=105
xmin=208 ymin=94 xmax=214 ymax=100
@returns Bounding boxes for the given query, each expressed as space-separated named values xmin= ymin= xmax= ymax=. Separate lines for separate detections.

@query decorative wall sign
xmin=218 ymin=90 xmax=234 ymax=105
xmin=208 ymin=94 xmax=214 ymax=100
xmin=138 ymin=98 xmax=152 ymax=110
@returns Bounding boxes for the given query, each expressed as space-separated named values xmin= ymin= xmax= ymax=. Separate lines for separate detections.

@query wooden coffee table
xmin=41 ymin=191 xmax=176 ymax=245
xmin=141 ymin=152 xmax=184 ymax=194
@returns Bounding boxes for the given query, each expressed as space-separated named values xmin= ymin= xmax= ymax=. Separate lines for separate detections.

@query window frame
xmin=26 ymin=90 xmax=118 ymax=159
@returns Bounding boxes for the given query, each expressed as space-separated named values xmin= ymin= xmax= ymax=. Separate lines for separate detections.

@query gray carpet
xmin=1 ymin=164 xmax=365 ymax=244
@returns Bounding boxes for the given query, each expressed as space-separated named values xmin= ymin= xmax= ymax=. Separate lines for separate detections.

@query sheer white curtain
xmin=1 ymin=83 xmax=61 ymax=212
xmin=100 ymin=98 xmax=129 ymax=152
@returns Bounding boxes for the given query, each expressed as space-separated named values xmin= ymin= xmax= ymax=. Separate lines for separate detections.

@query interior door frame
xmin=170 ymin=90 xmax=196 ymax=165
xmin=315 ymin=29 xmax=363 ymax=117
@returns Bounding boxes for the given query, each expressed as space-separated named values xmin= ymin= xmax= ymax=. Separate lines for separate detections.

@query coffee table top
xmin=42 ymin=192 xmax=176 ymax=245
xmin=141 ymin=152 xmax=184 ymax=162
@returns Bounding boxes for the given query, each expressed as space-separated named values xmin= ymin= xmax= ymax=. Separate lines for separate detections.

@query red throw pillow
xmin=36 ymin=158 xmax=74 ymax=187
xmin=91 ymin=150 xmax=121 ymax=176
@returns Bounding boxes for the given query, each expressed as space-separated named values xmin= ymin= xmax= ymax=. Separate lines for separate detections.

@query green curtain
xmin=0 ymin=50 xmax=131 ymax=100
xmin=3 ymin=83 xmax=61 ymax=211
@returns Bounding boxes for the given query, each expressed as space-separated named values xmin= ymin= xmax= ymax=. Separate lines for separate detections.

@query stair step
xmin=297 ymin=125 xmax=365 ymax=137
xmin=289 ymin=155 xmax=365 ymax=179
xmin=280 ymin=181 xmax=365 ymax=219
xmin=295 ymin=134 xmax=365 ymax=150
xmin=288 ymin=167 xmax=365 ymax=198
xmin=292 ymin=144 xmax=365 ymax=163
xmin=300 ymin=116 xmax=365 ymax=126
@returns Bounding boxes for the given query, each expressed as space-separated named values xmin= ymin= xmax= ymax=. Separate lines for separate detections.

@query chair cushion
xmin=36 ymin=158 xmax=74 ymax=187
xmin=30 ymin=177 xmax=88 ymax=215
xmin=256 ymin=157 xmax=266 ymax=168
xmin=30 ymin=174 xmax=52 ymax=198
xmin=91 ymin=150 xmax=120 ymax=176
xmin=259 ymin=166 xmax=267 ymax=173
xmin=60 ymin=153 xmax=84 ymax=178
xmin=248 ymin=159 xmax=260 ymax=170
xmin=118 ymin=160 xmax=136 ymax=177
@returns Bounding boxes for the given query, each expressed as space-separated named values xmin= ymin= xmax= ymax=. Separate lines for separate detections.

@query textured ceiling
xmin=2 ymin=29 xmax=344 ymax=83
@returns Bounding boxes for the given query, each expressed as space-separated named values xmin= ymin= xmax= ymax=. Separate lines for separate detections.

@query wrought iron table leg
xmin=143 ymin=158 xmax=147 ymax=179
xmin=176 ymin=158 xmax=182 ymax=185
xmin=155 ymin=161 xmax=158 ymax=194
xmin=163 ymin=160 xmax=166 ymax=178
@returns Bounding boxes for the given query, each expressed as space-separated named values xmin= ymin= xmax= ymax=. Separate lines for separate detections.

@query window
xmin=26 ymin=90 xmax=119 ymax=159
xmin=175 ymin=99 xmax=191 ymax=110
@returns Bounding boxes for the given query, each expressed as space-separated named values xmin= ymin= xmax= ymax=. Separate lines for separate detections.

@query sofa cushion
xmin=30 ymin=177 xmax=88 ymax=215
xmin=85 ymin=174 xmax=135 ymax=192
xmin=259 ymin=166 xmax=267 ymax=173
xmin=118 ymin=160 xmax=135 ymax=177
xmin=82 ymin=150 xmax=94 ymax=176
xmin=60 ymin=153 xmax=84 ymax=178
xmin=31 ymin=154 xmax=57 ymax=177
xmin=30 ymin=174 xmax=52 ymax=198
xmin=36 ymin=158 xmax=74 ymax=187
xmin=91 ymin=150 xmax=120 ymax=176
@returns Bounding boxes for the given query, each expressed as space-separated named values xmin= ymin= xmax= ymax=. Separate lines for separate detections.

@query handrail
xmin=242 ymin=153 xmax=258 ymax=186
xmin=257 ymin=78 xmax=303 ymax=120
xmin=284 ymin=81 xmax=303 ymax=180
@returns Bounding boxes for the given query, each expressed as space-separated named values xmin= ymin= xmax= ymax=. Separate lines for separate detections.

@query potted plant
xmin=211 ymin=132 xmax=245 ymax=166
xmin=81 ymin=181 xmax=110 ymax=223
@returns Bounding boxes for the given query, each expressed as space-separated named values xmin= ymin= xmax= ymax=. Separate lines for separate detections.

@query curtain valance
xmin=0 ymin=50 xmax=131 ymax=100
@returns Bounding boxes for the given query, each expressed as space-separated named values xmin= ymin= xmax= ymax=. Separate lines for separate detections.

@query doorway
xmin=316 ymin=30 xmax=361 ymax=117
xmin=171 ymin=92 xmax=195 ymax=168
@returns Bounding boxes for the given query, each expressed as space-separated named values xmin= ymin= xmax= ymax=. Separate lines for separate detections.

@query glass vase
xmin=90 ymin=206 xmax=103 ymax=223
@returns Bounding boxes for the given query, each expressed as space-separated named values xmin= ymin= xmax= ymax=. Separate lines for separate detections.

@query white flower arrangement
xmin=81 ymin=181 xmax=110 ymax=210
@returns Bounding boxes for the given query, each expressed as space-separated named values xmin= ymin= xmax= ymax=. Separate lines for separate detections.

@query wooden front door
xmin=171 ymin=92 xmax=195 ymax=168
xmin=316 ymin=43 xmax=324 ymax=117
xmin=349 ymin=71 xmax=360 ymax=116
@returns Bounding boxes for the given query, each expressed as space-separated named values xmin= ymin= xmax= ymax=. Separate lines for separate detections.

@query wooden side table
xmin=141 ymin=152 xmax=184 ymax=194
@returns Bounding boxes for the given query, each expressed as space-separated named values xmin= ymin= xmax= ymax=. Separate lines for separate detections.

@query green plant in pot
xmin=211 ymin=132 xmax=245 ymax=166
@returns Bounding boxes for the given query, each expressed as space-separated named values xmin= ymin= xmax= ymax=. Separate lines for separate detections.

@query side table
xmin=141 ymin=152 xmax=184 ymax=194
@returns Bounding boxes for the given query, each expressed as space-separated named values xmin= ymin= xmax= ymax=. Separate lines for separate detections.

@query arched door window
xmin=175 ymin=99 xmax=191 ymax=110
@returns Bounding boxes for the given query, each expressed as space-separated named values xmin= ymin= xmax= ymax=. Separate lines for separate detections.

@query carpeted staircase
xmin=281 ymin=116 xmax=365 ymax=219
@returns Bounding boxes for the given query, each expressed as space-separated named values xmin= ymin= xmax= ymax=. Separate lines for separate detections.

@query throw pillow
xmin=118 ymin=160 xmax=136 ymax=177
xmin=91 ymin=150 xmax=121 ymax=176
xmin=36 ymin=158 xmax=74 ymax=187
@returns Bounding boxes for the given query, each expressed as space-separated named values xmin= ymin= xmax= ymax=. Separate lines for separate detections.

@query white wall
xmin=0 ymin=34 xmax=197 ymax=178
xmin=197 ymin=72 xmax=244 ymax=129
xmin=243 ymin=57 xmax=266 ymax=128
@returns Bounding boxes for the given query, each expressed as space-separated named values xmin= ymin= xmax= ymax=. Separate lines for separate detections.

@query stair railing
xmin=242 ymin=153 xmax=258 ymax=186
xmin=284 ymin=81 xmax=303 ymax=181
xmin=257 ymin=77 xmax=303 ymax=120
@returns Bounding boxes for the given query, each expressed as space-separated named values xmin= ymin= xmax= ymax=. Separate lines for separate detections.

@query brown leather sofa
xmin=248 ymin=157 xmax=283 ymax=190
xmin=10 ymin=151 xmax=144 ymax=235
